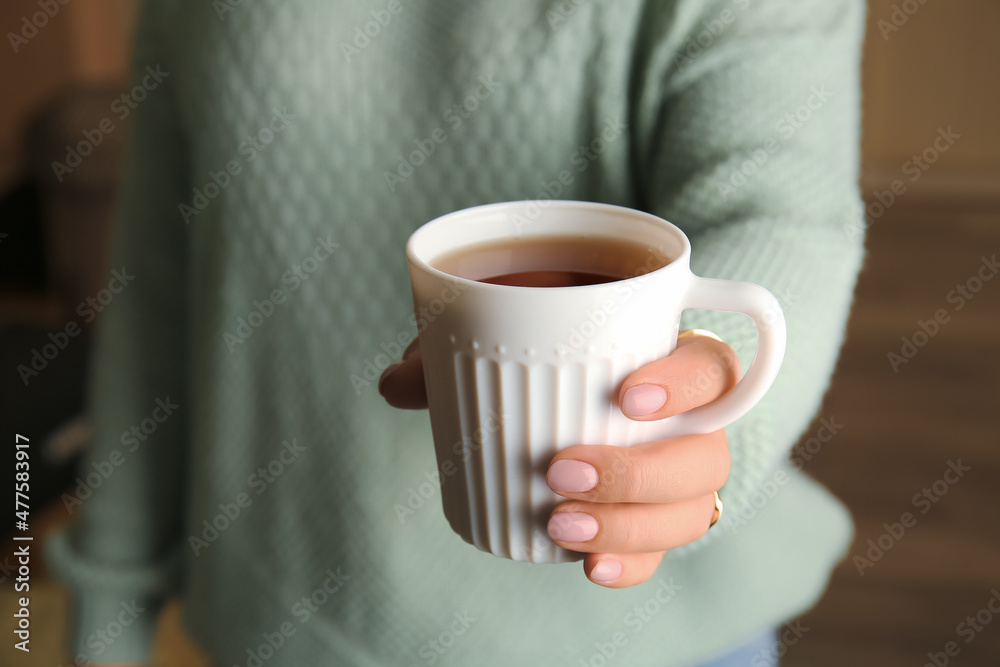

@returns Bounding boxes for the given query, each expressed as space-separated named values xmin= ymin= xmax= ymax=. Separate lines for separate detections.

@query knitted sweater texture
xmin=48 ymin=0 xmax=866 ymax=664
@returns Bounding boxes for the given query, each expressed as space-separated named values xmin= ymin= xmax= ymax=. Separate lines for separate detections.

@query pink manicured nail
xmin=622 ymin=384 xmax=668 ymax=417
xmin=590 ymin=559 xmax=623 ymax=583
xmin=547 ymin=512 xmax=599 ymax=542
xmin=547 ymin=460 xmax=599 ymax=493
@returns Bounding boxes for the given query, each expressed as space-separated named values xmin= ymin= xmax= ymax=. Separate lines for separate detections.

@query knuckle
xmin=606 ymin=448 xmax=647 ymax=502
xmin=614 ymin=510 xmax=644 ymax=551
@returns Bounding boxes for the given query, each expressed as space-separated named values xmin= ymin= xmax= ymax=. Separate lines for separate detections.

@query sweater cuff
xmin=66 ymin=591 xmax=164 ymax=663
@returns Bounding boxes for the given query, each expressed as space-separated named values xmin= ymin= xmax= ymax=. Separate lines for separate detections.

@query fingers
xmin=618 ymin=331 xmax=740 ymax=421
xmin=378 ymin=339 xmax=428 ymax=409
xmin=546 ymin=430 xmax=730 ymax=504
xmin=547 ymin=492 xmax=718 ymax=554
xmin=583 ymin=551 xmax=666 ymax=588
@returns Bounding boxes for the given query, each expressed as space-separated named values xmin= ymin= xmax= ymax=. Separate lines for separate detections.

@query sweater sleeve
xmin=45 ymin=4 xmax=190 ymax=662
xmin=631 ymin=0 xmax=866 ymax=544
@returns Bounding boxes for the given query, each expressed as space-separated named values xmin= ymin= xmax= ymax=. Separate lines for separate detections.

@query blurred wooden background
xmin=786 ymin=3 xmax=1000 ymax=665
xmin=0 ymin=0 xmax=136 ymax=188
xmin=1 ymin=1 xmax=998 ymax=665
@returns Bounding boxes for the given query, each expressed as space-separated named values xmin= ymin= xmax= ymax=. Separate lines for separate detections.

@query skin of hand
xmin=379 ymin=331 xmax=739 ymax=589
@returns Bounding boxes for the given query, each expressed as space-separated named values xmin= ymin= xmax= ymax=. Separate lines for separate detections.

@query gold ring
xmin=708 ymin=491 xmax=723 ymax=529
xmin=678 ymin=328 xmax=724 ymax=343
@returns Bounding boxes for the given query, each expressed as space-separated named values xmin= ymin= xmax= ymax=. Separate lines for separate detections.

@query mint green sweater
xmin=47 ymin=0 xmax=865 ymax=664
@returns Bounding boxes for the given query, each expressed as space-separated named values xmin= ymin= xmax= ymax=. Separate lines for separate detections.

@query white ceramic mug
xmin=407 ymin=201 xmax=786 ymax=563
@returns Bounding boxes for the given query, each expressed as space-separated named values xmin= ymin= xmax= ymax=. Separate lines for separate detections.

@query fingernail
xmin=547 ymin=460 xmax=599 ymax=493
xmin=547 ymin=512 xmax=599 ymax=542
xmin=622 ymin=384 xmax=668 ymax=417
xmin=378 ymin=361 xmax=403 ymax=395
xmin=590 ymin=559 xmax=623 ymax=583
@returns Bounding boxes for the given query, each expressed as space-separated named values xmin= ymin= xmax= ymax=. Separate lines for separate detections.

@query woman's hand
xmin=379 ymin=331 xmax=739 ymax=589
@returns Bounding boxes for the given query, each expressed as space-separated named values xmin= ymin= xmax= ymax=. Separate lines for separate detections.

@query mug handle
xmin=653 ymin=276 xmax=787 ymax=438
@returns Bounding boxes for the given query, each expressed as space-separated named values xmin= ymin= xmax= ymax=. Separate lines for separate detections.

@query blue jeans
xmin=693 ymin=629 xmax=780 ymax=667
